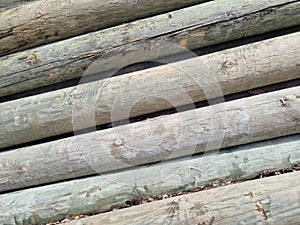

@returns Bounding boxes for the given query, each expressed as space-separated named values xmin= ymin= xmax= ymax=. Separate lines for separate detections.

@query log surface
xmin=0 ymin=134 xmax=299 ymax=225
xmin=64 ymin=171 xmax=300 ymax=225
xmin=0 ymin=0 xmax=208 ymax=56
xmin=1 ymin=0 xmax=299 ymax=96
xmin=0 ymin=87 xmax=299 ymax=192
xmin=0 ymin=0 xmax=37 ymax=11
xmin=0 ymin=32 xmax=299 ymax=149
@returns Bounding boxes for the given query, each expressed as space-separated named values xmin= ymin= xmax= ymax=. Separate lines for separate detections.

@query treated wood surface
xmin=0 ymin=134 xmax=299 ymax=225
xmin=0 ymin=87 xmax=299 ymax=192
xmin=0 ymin=0 xmax=208 ymax=56
xmin=1 ymin=32 xmax=299 ymax=149
xmin=1 ymin=0 xmax=299 ymax=96
xmin=63 ymin=171 xmax=300 ymax=225
xmin=0 ymin=0 xmax=37 ymax=11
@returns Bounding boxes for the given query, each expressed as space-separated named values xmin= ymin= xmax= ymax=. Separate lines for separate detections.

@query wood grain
xmin=0 ymin=32 xmax=299 ymax=149
xmin=0 ymin=134 xmax=299 ymax=225
xmin=1 ymin=0 xmax=299 ymax=96
xmin=0 ymin=87 xmax=299 ymax=192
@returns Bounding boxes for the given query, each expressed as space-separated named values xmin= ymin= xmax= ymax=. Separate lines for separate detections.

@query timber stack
xmin=0 ymin=0 xmax=299 ymax=224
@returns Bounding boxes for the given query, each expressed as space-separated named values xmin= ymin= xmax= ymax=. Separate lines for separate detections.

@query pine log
xmin=0 ymin=0 xmax=209 ymax=56
xmin=0 ymin=0 xmax=37 ymax=11
xmin=1 ymin=0 xmax=299 ymax=96
xmin=0 ymin=134 xmax=299 ymax=225
xmin=63 ymin=171 xmax=300 ymax=225
xmin=0 ymin=32 xmax=299 ymax=149
xmin=0 ymin=87 xmax=299 ymax=192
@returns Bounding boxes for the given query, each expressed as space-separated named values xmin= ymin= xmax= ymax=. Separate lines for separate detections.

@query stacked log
xmin=63 ymin=171 xmax=300 ymax=225
xmin=0 ymin=0 xmax=209 ymax=55
xmin=0 ymin=0 xmax=299 ymax=224
xmin=0 ymin=86 xmax=299 ymax=192
xmin=0 ymin=135 xmax=299 ymax=224
xmin=0 ymin=0 xmax=299 ymax=96
xmin=0 ymin=32 xmax=299 ymax=149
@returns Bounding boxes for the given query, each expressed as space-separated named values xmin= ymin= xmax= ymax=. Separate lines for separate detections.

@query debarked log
xmin=0 ymin=86 xmax=299 ymax=192
xmin=1 ymin=0 xmax=299 ymax=96
xmin=64 ymin=171 xmax=300 ymax=225
xmin=0 ymin=32 xmax=299 ymax=149
xmin=0 ymin=134 xmax=299 ymax=225
xmin=0 ymin=0 xmax=209 ymax=56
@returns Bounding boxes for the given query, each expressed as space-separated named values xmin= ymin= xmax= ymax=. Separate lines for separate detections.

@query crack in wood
xmin=244 ymin=191 xmax=271 ymax=220
xmin=0 ymin=27 xmax=13 ymax=39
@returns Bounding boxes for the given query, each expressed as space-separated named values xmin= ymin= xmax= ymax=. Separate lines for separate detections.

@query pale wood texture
xmin=0 ymin=134 xmax=299 ymax=225
xmin=1 ymin=32 xmax=299 ymax=149
xmin=63 ymin=171 xmax=300 ymax=225
xmin=1 ymin=0 xmax=299 ymax=96
xmin=0 ymin=0 xmax=208 ymax=56
xmin=0 ymin=87 xmax=299 ymax=192
xmin=0 ymin=0 xmax=37 ymax=11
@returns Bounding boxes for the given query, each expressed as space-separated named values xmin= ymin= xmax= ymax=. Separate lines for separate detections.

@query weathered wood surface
xmin=0 ymin=0 xmax=209 ymax=56
xmin=1 ymin=32 xmax=299 ymax=149
xmin=0 ymin=134 xmax=299 ymax=225
xmin=0 ymin=0 xmax=37 ymax=11
xmin=63 ymin=171 xmax=300 ymax=225
xmin=0 ymin=87 xmax=299 ymax=192
xmin=1 ymin=0 xmax=299 ymax=96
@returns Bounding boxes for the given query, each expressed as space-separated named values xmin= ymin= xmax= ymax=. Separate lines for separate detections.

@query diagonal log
xmin=0 ymin=134 xmax=299 ymax=225
xmin=0 ymin=86 xmax=299 ymax=192
xmin=63 ymin=171 xmax=300 ymax=225
xmin=0 ymin=0 xmax=209 ymax=56
xmin=0 ymin=32 xmax=299 ymax=149
xmin=0 ymin=0 xmax=299 ymax=96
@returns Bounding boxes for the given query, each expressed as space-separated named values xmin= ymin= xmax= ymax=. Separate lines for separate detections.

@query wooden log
xmin=0 ymin=0 xmax=209 ymax=56
xmin=0 ymin=87 xmax=299 ymax=192
xmin=0 ymin=0 xmax=37 ymax=11
xmin=0 ymin=32 xmax=299 ymax=149
xmin=1 ymin=0 xmax=299 ymax=96
xmin=0 ymin=134 xmax=299 ymax=225
xmin=62 ymin=171 xmax=300 ymax=225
